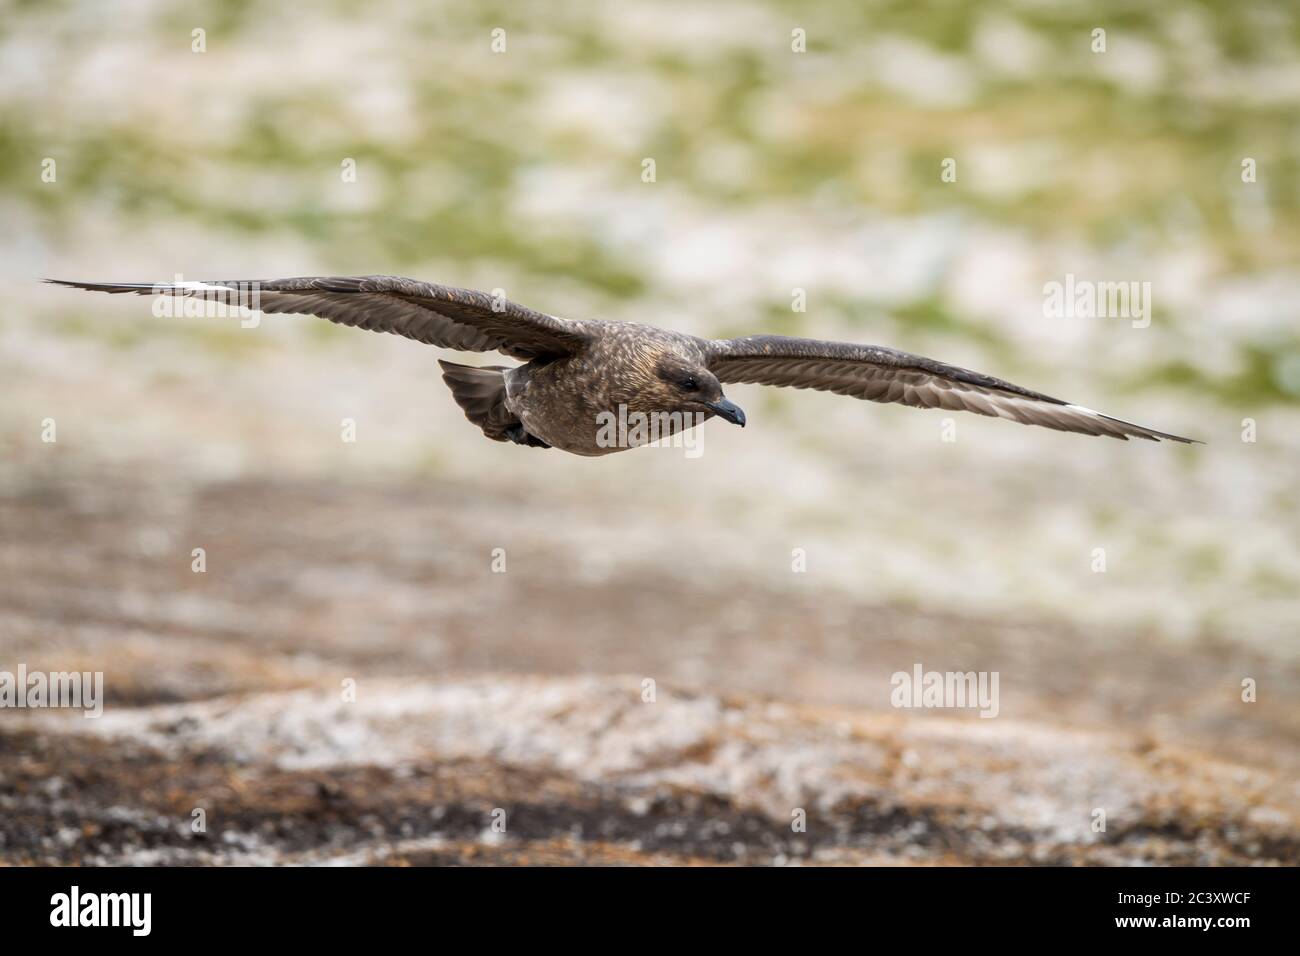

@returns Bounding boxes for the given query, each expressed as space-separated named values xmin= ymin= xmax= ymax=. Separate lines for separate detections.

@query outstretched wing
xmin=707 ymin=335 xmax=1198 ymax=443
xmin=46 ymin=276 xmax=593 ymax=360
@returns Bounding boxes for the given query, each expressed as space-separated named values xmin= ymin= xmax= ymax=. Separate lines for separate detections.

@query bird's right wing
xmin=46 ymin=276 xmax=594 ymax=360
xmin=706 ymin=334 xmax=1198 ymax=443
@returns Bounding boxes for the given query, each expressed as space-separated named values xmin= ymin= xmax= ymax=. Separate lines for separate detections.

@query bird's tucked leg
xmin=504 ymin=423 xmax=551 ymax=448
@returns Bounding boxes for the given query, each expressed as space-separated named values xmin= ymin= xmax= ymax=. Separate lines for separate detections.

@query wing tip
xmin=1109 ymin=418 xmax=1202 ymax=445
xmin=1065 ymin=405 xmax=1201 ymax=445
xmin=43 ymin=278 xmax=157 ymax=294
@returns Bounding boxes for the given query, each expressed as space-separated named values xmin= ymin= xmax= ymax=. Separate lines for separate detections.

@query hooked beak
xmin=704 ymin=398 xmax=746 ymax=427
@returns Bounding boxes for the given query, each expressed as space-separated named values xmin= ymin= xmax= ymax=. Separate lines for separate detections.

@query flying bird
xmin=48 ymin=276 xmax=1198 ymax=454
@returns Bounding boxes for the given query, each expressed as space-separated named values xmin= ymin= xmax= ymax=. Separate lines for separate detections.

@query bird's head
xmin=651 ymin=356 xmax=746 ymax=426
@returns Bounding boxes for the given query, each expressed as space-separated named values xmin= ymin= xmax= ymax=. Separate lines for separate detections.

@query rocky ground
xmin=2 ymin=474 xmax=1296 ymax=866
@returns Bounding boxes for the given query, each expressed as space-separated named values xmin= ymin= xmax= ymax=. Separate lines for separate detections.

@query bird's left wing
xmin=706 ymin=334 xmax=1198 ymax=443
xmin=46 ymin=276 xmax=593 ymax=360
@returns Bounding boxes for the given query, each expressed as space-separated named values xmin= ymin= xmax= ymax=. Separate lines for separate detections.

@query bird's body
xmin=497 ymin=323 xmax=715 ymax=455
xmin=48 ymin=276 xmax=1199 ymax=452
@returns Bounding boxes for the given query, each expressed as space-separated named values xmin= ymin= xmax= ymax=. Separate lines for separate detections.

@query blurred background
xmin=1 ymin=0 xmax=1297 ymax=864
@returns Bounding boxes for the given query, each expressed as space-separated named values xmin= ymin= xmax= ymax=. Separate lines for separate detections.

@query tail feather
xmin=437 ymin=360 xmax=520 ymax=443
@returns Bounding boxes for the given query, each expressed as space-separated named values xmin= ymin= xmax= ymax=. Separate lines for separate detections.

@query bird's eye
xmin=680 ymin=377 xmax=698 ymax=391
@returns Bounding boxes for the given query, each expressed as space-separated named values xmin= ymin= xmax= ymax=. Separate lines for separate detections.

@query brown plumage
xmin=47 ymin=275 xmax=1199 ymax=454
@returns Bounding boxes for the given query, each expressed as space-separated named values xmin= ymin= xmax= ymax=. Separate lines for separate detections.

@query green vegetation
xmin=5 ymin=0 xmax=1297 ymax=405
